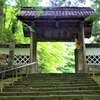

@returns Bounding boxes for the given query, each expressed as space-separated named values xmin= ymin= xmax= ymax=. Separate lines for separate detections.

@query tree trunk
xmin=0 ymin=1 xmax=4 ymax=28
xmin=0 ymin=0 xmax=5 ymax=42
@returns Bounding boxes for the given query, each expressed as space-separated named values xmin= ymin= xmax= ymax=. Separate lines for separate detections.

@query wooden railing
xmin=88 ymin=64 xmax=100 ymax=79
xmin=0 ymin=62 xmax=36 ymax=92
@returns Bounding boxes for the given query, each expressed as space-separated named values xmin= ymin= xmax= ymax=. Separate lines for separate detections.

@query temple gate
xmin=16 ymin=7 xmax=95 ymax=73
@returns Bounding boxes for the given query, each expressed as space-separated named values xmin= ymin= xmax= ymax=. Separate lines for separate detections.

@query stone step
xmin=30 ymin=76 xmax=91 ymax=78
xmin=14 ymin=81 xmax=97 ymax=85
xmin=15 ymin=77 xmax=96 ymax=81
xmin=22 ymin=75 xmax=92 ymax=78
xmin=19 ymin=80 xmax=94 ymax=84
xmin=26 ymin=73 xmax=90 ymax=76
xmin=11 ymin=83 xmax=98 ymax=87
xmin=3 ymin=86 xmax=100 ymax=92
xmin=20 ymin=77 xmax=95 ymax=80
xmin=1 ymin=90 xmax=100 ymax=96
xmin=0 ymin=95 xmax=100 ymax=100
xmin=1 ymin=73 xmax=99 ymax=100
xmin=9 ymin=83 xmax=97 ymax=88
xmin=19 ymin=79 xmax=94 ymax=83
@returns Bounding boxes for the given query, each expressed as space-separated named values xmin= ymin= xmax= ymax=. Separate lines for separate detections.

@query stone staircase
xmin=0 ymin=73 xmax=100 ymax=100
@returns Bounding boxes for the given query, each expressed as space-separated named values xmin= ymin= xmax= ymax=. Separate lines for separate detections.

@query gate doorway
xmin=37 ymin=42 xmax=75 ymax=73
xmin=16 ymin=6 xmax=95 ymax=73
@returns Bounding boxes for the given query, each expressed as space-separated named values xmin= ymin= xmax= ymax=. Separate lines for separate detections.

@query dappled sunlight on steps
xmin=0 ymin=73 xmax=100 ymax=100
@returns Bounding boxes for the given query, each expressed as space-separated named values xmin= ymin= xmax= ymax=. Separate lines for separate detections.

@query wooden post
xmin=92 ymin=66 xmax=95 ymax=79
xmin=1 ymin=73 xmax=3 ymax=92
xmin=30 ymin=31 xmax=37 ymax=73
xmin=8 ymin=42 xmax=15 ymax=85
xmin=75 ymin=49 xmax=78 ymax=73
xmin=81 ymin=22 xmax=88 ymax=73
xmin=77 ymin=28 xmax=84 ymax=73
xmin=8 ymin=42 xmax=15 ymax=68
xmin=76 ymin=21 xmax=87 ymax=73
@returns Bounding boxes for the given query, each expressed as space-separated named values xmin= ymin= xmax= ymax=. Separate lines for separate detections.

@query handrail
xmin=88 ymin=65 xmax=100 ymax=80
xmin=0 ymin=62 xmax=36 ymax=92
xmin=0 ymin=62 xmax=36 ymax=74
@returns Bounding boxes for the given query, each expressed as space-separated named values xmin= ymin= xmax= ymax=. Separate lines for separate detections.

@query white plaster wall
xmin=86 ymin=48 xmax=100 ymax=55
xmin=1 ymin=47 xmax=100 ymax=55
xmin=15 ymin=48 xmax=30 ymax=55
xmin=0 ymin=48 xmax=9 ymax=54
xmin=0 ymin=48 xmax=30 ymax=55
xmin=85 ymin=48 xmax=100 ymax=73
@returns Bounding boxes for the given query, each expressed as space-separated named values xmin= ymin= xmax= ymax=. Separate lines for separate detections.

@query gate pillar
xmin=75 ymin=22 xmax=88 ymax=73
xmin=30 ymin=31 xmax=38 ymax=73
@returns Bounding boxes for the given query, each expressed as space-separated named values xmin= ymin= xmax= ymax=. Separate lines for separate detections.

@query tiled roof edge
xmin=0 ymin=44 xmax=30 ymax=48
xmin=21 ymin=6 xmax=93 ymax=11
xmin=86 ymin=44 xmax=100 ymax=48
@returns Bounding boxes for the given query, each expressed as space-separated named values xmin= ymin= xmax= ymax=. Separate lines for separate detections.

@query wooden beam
xmin=59 ymin=20 xmax=81 ymax=22
xmin=56 ymin=21 xmax=59 ymax=27
xmin=31 ymin=21 xmax=35 ymax=27
xmin=34 ymin=20 xmax=55 ymax=22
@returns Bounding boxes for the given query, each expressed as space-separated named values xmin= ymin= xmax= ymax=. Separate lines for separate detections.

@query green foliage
xmin=0 ymin=0 xmax=40 ymax=43
xmin=89 ymin=0 xmax=100 ymax=21
xmin=57 ymin=66 xmax=75 ymax=73
xmin=23 ymin=23 xmax=35 ymax=33
xmin=85 ymin=14 xmax=99 ymax=21
xmin=0 ymin=0 xmax=5 ymax=42
xmin=87 ymin=0 xmax=100 ymax=43
xmin=90 ymin=21 xmax=100 ymax=43
xmin=37 ymin=42 xmax=65 ymax=73
xmin=57 ymin=43 xmax=75 ymax=73
xmin=34 ymin=6 xmax=43 ymax=17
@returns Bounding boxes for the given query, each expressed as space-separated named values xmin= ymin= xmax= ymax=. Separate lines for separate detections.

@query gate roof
xmin=16 ymin=7 xmax=95 ymax=41
xmin=17 ymin=6 xmax=95 ymax=19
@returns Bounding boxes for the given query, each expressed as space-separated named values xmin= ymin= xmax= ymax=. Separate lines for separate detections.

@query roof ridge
xmin=21 ymin=6 xmax=93 ymax=11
